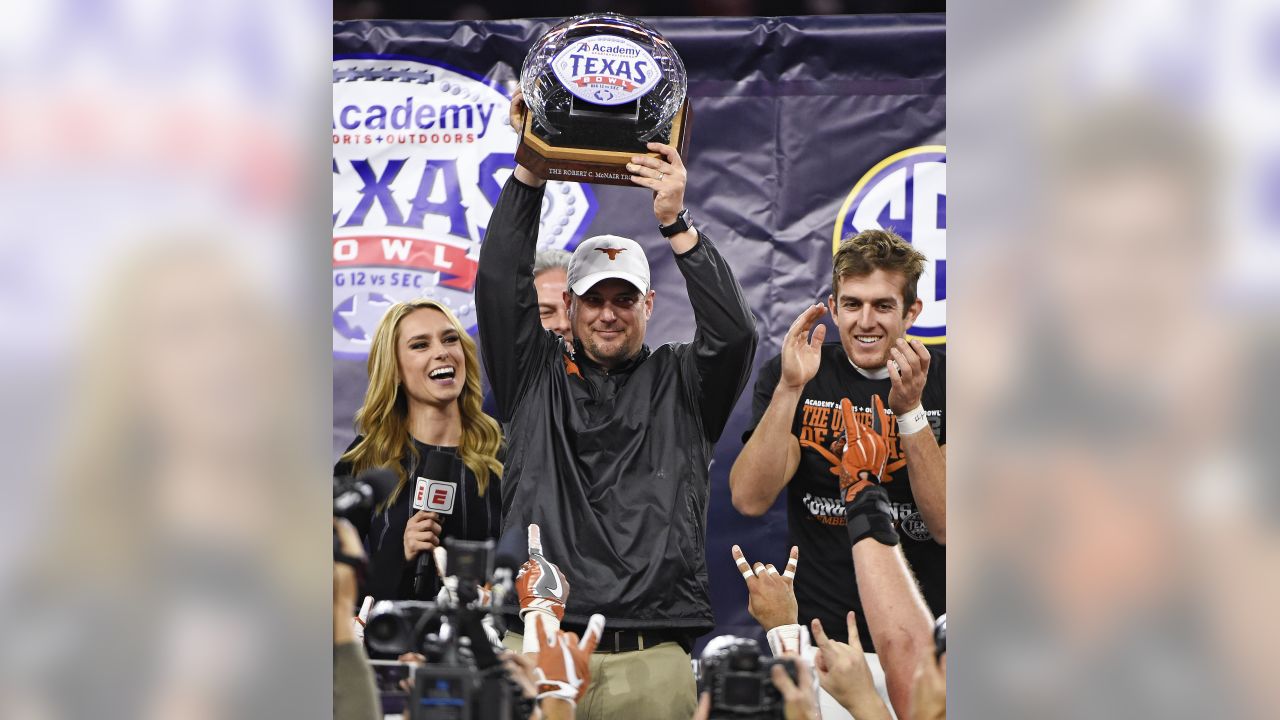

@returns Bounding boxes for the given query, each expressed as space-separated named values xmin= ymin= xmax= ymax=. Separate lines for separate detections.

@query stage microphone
xmin=413 ymin=450 xmax=459 ymax=598
xmin=333 ymin=467 xmax=398 ymax=519
xmin=359 ymin=468 xmax=399 ymax=500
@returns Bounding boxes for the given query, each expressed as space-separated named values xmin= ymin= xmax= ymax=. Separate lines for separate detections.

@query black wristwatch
xmin=659 ymin=208 xmax=691 ymax=238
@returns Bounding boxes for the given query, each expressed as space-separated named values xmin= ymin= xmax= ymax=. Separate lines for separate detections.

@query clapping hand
xmin=781 ymin=305 xmax=827 ymax=392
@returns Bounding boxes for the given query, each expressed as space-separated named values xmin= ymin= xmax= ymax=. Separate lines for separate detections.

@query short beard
xmin=583 ymin=336 xmax=634 ymax=368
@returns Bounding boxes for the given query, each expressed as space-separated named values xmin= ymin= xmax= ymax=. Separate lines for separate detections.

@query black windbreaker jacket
xmin=476 ymin=177 xmax=757 ymax=637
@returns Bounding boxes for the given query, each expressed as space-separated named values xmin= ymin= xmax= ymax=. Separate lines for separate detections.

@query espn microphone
xmin=413 ymin=449 xmax=459 ymax=598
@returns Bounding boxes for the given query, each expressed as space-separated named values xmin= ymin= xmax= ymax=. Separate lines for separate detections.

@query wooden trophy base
xmin=515 ymin=101 xmax=691 ymax=187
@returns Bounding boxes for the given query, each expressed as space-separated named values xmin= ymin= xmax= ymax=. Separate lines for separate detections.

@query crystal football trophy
xmin=516 ymin=14 xmax=691 ymax=186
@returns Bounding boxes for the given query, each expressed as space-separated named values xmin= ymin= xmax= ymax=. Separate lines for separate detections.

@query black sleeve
xmin=741 ymin=353 xmax=783 ymax=444
xmin=364 ymin=557 xmax=417 ymax=603
xmin=675 ymin=232 xmax=759 ymax=443
xmin=364 ymin=502 xmax=423 ymax=602
xmin=475 ymin=176 xmax=558 ymax=422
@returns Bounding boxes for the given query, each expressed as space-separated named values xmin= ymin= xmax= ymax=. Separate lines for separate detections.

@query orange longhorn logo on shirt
xmin=563 ymin=352 xmax=583 ymax=379
xmin=799 ymin=439 xmax=906 ymax=481
xmin=798 ymin=400 xmax=907 ymax=479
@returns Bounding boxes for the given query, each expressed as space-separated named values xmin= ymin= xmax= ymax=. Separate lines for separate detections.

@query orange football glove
xmin=838 ymin=395 xmax=891 ymax=502
xmin=838 ymin=395 xmax=899 ymax=547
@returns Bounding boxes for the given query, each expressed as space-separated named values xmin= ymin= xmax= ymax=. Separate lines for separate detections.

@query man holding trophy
xmin=475 ymin=15 xmax=757 ymax=718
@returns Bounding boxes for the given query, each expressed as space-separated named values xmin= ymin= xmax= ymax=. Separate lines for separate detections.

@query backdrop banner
xmin=333 ymin=14 xmax=945 ymax=651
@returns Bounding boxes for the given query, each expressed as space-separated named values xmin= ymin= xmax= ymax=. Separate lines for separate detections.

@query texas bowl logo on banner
xmin=551 ymin=35 xmax=659 ymax=105
xmin=333 ymin=58 xmax=597 ymax=359
xmin=833 ymin=146 xmax=946 ymax=345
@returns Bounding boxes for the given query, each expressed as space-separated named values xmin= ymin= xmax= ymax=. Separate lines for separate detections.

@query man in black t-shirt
xmin=730 ymin=228 xmax=946 ymax=706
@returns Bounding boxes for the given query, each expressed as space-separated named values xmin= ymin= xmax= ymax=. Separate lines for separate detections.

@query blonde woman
xmin=335 ymin=299 xmax=504 ymax=601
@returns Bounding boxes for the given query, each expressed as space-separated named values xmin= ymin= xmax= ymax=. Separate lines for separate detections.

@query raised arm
xmin=629 ymin=142 xmax=758 ymax=442
xmin=508 ymin=90 xmax=546 ymax=192
xmin=675 ymin=234 xmax=758 ymax=442
xmin=888 ymin=339 xmax=946 ymax=544
xmin=851 ymin=540 xmax=933 ymax=719
xmin=729 ymin=305 xmax=827 ymax=515
xmin=839 ymin=396 xmax=935 ymax=719
xmin=475 ymin=91 xmax=555 ymax=421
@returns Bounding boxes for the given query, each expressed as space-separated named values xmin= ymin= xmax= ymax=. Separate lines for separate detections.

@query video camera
xmin=333 ymin=468 xmax=398 ymax=562
xmin=333 ymin=468 xmax=396 ymax=522
xmin=363 ymin=538 xmax=531 ymax=720
xmin=699 ymin=636 xmax=798 ymax=719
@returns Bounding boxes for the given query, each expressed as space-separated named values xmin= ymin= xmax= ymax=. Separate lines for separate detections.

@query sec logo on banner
xmin=833 ymin=146 xmax=946 ymax=345
xmin=332 ymin=57 xmax=598 ymax=359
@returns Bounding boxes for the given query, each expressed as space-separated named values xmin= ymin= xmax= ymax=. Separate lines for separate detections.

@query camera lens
xmin=364 ymin=612 xmax=408 ymax=655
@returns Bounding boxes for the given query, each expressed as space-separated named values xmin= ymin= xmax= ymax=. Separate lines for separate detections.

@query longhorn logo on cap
xmin=597 ymin=247 xmax=626 ymax=260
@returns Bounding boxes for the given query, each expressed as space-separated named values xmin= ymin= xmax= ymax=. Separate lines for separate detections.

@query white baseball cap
xmin=567 ymin=235 xmax=650 ymax=295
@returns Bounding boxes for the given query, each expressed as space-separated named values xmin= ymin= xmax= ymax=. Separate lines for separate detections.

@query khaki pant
xmin=505 ymin=631 xmax=697 ymax=720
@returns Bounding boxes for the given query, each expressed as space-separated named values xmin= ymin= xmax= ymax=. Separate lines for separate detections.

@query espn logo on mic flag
xmin=412 ymin=477 xmax=456 ymax=514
